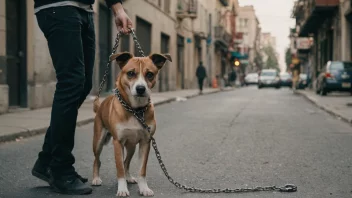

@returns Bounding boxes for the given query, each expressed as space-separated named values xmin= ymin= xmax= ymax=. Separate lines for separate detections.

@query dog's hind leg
xmin=124 ymin=143 xmax=137 ymax=184
xmin=92 ymin=118 xmax=107 ymax=186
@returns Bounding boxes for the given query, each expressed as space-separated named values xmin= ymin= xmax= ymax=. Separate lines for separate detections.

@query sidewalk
xmin=0 ymin=88 xmax=232 ymax=143
xmin=296 ymin=89 xmax=352 ymax=124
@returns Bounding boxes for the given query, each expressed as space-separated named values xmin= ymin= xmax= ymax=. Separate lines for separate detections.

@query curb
xmin=296 ymin=90 xmax=352 ymax=125
xmin=0 ymin=89 xmax=230 ymax=143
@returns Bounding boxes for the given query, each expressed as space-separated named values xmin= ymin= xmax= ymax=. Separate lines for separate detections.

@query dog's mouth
xmin=134 ymin=94 xmax=148 ymax=98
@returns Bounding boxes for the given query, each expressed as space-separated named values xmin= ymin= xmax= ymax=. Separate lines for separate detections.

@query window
xmin=261 ymin=71 xmax=276 ymax=76
xmin=164 ymin=0 xmax=170 ymax=13
xmin=244 ymin=19 xmax=248 ymax=27
xmin=299 ymin=74 xmax=307 ymax=79
xmin=331 ymin=62 xmax=352 ymax=70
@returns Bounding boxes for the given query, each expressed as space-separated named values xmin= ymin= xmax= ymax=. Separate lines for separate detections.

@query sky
xmin=239 ymin=0 xmax=296 ymax=72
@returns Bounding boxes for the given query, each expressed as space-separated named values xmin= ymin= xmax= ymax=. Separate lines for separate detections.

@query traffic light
xmin=234 ymin=59 xmax=240 ymax=67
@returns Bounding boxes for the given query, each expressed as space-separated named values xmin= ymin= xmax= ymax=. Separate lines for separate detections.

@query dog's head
xmin=111 ymin=52 xmax=172 ymax=108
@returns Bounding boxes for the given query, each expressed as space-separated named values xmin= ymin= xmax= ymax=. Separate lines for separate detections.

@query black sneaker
xmin=50 ymin=174 xmax=92 ymax=195
xmin=32 ymin=159 xmax=88 ymax=184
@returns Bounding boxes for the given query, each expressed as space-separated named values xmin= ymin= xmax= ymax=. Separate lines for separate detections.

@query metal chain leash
xmin=100 ymin=30 xmax=298 ymax=194
xmin=97 ymin=33 xmax=121 ymax=99
xmin=97 ymin=28 xmax=144 ymax=98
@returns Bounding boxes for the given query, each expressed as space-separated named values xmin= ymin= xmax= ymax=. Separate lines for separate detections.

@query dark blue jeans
xmin=35 ymin=6 xmax=95 ymax=176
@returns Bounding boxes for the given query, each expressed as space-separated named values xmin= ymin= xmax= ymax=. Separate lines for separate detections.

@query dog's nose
xmin=136 ymin=85 xmax=146 ymax=95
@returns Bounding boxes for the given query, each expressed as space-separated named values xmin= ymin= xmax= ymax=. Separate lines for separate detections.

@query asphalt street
xmin=1 ymin=87 xmax=352 ymax=198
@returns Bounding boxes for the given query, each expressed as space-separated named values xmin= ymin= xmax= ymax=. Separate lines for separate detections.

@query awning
xmin=231 ymin=51 xmax=248 ymax=60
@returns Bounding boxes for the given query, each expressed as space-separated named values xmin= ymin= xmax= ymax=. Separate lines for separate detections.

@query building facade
xmin=0 ymin=0 xmax=239 ymax=114
xmin=261 ymin=32 xmax=276 ymax=49
xmin=213 ymin=0 xmax=238 ymax=81
xmin=235 ymin=5 xmax=261 ymax=73
xmin=291 ymin=0 xmax=350 ymax=88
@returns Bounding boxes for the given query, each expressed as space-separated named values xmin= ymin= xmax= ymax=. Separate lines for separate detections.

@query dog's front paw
xmin=92 ymin=177 xmax=102 ymax=186
xmin=139 ymin=188 xmax=154 ymax=197
xmin=116 ymin=189 xmax=130 ymax=197
xmin=126 ymin=176 xmax=137 ymax=184
xmin=116 ymin=178 xmax=130 ymax=197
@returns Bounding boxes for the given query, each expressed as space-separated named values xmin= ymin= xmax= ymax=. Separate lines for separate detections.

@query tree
xmin=285 ymin=47 xmax=291 ymax=71
xmin=254 ymin=50 xmax=263 ymax=71
xmin=262 ymin=45 xmax=279 ymax=70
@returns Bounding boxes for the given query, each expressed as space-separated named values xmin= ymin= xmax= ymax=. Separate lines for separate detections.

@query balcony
xmin=214 ymin=26 xmax=232 ymax=49
xmin=176 ymin=0 xmax=198 ymax=20
xmin=297 ymin=0 xmax=339 ymax=36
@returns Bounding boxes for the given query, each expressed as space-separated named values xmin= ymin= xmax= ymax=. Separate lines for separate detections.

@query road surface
xmin=1 ymin=87 xmax=352 ymax=198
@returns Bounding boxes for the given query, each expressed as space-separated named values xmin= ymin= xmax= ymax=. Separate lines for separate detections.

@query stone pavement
xmin=296 ymin=89 xmax=352 ymax=124
xmin=0 ymin=88 xmax=232 ymax=143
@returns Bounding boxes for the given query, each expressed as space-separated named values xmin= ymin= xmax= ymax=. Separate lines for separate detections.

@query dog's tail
xmin=93 ymin=97 xmax=100 ymax=113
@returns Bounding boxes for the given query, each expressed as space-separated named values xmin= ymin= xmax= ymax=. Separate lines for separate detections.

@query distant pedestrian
xmin=228 ymin=70 xmax=237 ymax=87
xmin=196 ymin=61 xmax=207 ymax=94
xmin=291 ymin=63 xmax=301 ymax=90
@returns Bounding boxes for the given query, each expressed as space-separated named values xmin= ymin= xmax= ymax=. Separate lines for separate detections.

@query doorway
xmin=136 ymin=17 xmax=152 ymax=56
xmin=6 ymin=0 xmax=27 ymax=107
xmin=159 ymin=33 xmax=170 ymax=92
xmin=99 ymin=4 xmax=112 ymax=92
xmin=177 ymin=35 xmax=185 ymax=89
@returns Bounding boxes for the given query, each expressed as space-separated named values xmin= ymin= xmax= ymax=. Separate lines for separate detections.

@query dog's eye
xmin=146 ymin=72 xmax=154 ymax=80
xmin=127 ymin=71 xmax=135 ymax=78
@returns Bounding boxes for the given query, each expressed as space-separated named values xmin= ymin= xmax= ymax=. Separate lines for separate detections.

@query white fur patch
xmin=138 ymin=177 xmax=154 ymax=197
xmin=116 ymin=178 xmax=129 ymax=197
xmin=127 ymin=63 xmax=151 ymax=108
xmin=116 ymin=117 xmax=153 ymax=143
xmin=92 ymin=177 xmax=102 ymax=186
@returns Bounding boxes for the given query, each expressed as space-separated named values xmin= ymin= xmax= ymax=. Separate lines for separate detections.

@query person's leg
xmin=197 ymin=78 xmax=201 ymax=91
xmin=200 ymin=78 xmax=204 ymax=91
xmin=34 ymin=11 xmax=95 ymax=175
xmin=77 ymin=11 xmax=95 ymax=109
xmin=32 ymin=126 xmax=53 ymax=183
xmin=33 ymin=6 xmax=92 ymax=194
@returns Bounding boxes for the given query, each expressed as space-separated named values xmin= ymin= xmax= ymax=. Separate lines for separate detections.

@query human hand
xmin=111 ymin=3 xmax=132 ymax=34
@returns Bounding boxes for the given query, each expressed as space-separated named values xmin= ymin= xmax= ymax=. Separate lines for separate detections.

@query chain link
xmin=130 ymin=28 xmax=145 ymax=57
xmin=97 ymin=29 xmax=144 ymax=98
xmin=97 ymin=33 xmax=121 ymax=99
xmin=99 ymin=30 xmax=298 ymax=194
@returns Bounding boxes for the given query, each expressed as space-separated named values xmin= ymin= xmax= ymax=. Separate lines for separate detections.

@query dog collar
xmin=114 ymin=88 xmax=151 ymax=116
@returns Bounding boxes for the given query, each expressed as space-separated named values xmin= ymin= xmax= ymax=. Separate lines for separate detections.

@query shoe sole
xmin=51 ymin=186 xmax=93 ymax=195
xmin=32 ymin=170 xmax=50 ymax=183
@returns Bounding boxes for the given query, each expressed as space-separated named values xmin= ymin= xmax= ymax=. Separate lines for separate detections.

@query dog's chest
xmin=116 ymin=116 xmax=148 ymax=143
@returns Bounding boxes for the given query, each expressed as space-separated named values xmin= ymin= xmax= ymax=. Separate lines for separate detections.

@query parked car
xmin=279 ymin=72 xmax=292 ymax=87
xmin=316 ymin=61 xmax=352 ymax=96
xmin=297 ymin=73 xmax=308 ymax=89
xmin=258 ymin=69 xmax=281 ymax=89
xmin=244 ymin=73 xmax=259 ymax=85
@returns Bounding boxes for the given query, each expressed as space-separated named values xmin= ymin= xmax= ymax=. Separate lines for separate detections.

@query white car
xmin=258 ymin=69 xmax=281 ymax=89
xmin=244 ymin=73 xmax=259 ymax=85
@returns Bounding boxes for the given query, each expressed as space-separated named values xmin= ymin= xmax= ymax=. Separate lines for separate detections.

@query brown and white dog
xmin=91 ymin=52 xmax=172 ymax=197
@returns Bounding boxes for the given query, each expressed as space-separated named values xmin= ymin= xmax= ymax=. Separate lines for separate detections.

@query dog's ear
xmin=149 ymin=53 xmax=172 ymax=69
xmin=110 ymin=52 xmax=134 ymax=68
